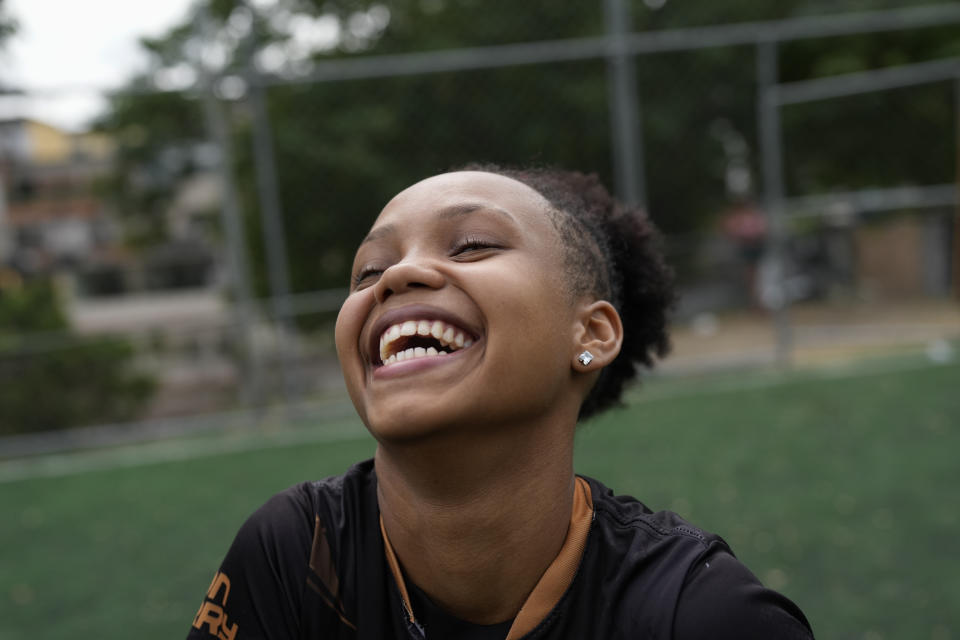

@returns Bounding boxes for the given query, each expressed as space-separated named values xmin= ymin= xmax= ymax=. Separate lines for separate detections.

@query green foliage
xmin=95 ymin=0 xmax=960 ymax=294
xmin=781 ymin=24 xmax=960 ymax=194
xmin=93 ymin=89 xmax=207 ymax=247
xmin=237 ymin=59 xmax=614 ymax=293
xmin=0 ymin=281 xmax=66 ymax=332
xmin=0 ymin=281 xmax=155 ymax=435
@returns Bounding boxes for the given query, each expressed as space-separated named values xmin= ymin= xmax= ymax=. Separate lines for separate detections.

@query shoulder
xmin=582 ymin=474 xmax=722 ymax=565
xmin=220 ymin=460 xmax=376 ymax=578
xmin=243 ymin=458 xmax=376 ymax=523
xmin=187 ymin=460 xmax=379 ymax=640
xmin=237 ymin=459 xmax=372 ymax=541
xmin=580 ymin=475 xmax=724 ymax=609
xmin=577 ymin=475 xmax=813 ymax=639
xmin=673 ymin=546 xmax=814 ymax=639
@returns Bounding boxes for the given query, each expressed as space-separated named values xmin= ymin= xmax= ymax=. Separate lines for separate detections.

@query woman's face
xmin=335 ymin=171 xmax=584 ymax=442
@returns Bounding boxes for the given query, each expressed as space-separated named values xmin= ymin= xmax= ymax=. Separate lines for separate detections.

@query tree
xmin=95 ymin=0 xmax=960 ymax=297
xmin=0 ymin=279 xmax=154 ymax=434
xmin=0 ymin=3 xmax=154 ymax=434
xmin=780 ymin=23 xmax=960 ymax=196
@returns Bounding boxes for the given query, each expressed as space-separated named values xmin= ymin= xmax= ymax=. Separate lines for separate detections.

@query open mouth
xmin=377 ymin=319 xmax=475 ymax=366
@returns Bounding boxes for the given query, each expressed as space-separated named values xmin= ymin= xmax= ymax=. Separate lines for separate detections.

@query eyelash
xmin=352 ymin=237 xmax=502 ymax=287
xmin=451 ymin=236 xmax=501 ymax=256
xmin=353 ymin=266 xmax=383 ymax=286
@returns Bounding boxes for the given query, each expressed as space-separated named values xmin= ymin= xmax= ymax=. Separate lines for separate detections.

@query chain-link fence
xmin=1 ymin=1 xmax=959 ymax=446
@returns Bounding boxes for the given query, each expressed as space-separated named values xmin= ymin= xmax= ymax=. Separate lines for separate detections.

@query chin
xmin=364 ymin=413 xmax=455 ymax=446
xmin=360 ymin=396 xmax=491 ymax=446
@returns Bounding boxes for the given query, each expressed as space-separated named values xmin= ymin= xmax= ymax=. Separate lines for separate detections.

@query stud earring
xmin=577 ymin=351 xmax=594 ymax=366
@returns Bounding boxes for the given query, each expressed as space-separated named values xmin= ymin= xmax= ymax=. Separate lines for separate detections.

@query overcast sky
xmin=2 ymin=0 xmax=195 ymax=130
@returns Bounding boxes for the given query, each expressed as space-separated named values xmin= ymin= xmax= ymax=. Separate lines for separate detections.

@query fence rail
xmin=1 ymin=2 xmax=958 ymax=442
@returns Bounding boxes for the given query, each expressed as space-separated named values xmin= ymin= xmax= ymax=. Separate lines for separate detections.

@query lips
xmin=367 ymin=305 xmax=479 ymax=367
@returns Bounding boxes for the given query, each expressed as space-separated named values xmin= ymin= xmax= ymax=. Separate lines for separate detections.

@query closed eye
xmin=450 ymin=237 xmax=503 ymax=258
xmin=352 ymin=267 xmax=384 ymax=288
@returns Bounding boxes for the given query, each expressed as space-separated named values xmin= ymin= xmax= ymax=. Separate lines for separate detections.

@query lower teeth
xmin=387 ymin=347 xmax=452 ymax=364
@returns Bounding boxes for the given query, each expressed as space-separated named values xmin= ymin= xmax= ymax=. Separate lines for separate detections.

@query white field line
xmin=630 ymin=353 xmax=957 ymax=405
xmin=0 ymin=421 xmax=370 ymax=484
xmin=3 ymin=354 xmax=955 ymax=484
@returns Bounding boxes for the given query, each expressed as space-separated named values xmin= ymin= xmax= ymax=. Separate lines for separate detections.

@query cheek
xmin=334 ymin=292 xmax=371 ymax=369
xmin=335 ymin=293 xmax=376 ymax=424
xmin=481 ymin=273 xmax=575 ymax=368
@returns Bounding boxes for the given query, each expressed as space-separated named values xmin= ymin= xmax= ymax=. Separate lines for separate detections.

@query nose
xmin=373 ymin=257 xmax=445 ymax=303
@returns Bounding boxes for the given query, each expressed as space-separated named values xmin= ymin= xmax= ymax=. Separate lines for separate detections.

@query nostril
xmin=374 ymin=261 xmax=444 ymax=300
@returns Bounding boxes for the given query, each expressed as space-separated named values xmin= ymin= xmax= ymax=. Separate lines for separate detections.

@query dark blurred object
xmin=721 ymin=203 xmax=768 ymax=307
xmin=143 ymin=238 xmax=215 ymax=290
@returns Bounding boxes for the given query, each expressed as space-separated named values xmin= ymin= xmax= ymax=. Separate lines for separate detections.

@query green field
xmin=1 ymin=357 xmax=958 ymax=639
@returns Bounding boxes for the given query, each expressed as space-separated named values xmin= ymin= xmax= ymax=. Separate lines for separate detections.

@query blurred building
xmin=0 ymin=117 xmax=223 ymax=299
xmin=0 ymin=117 xmax=123 ymax=288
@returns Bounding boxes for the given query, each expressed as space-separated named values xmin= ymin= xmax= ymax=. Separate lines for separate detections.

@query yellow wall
xmin=24 ymin=120 xmax=74 ymax=164
xmin=4 ymin=120 xmax=114 ymax=165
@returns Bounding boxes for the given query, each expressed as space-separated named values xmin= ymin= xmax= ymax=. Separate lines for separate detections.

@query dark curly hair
xmin=459 ymin=164 xmax=676 ymax=421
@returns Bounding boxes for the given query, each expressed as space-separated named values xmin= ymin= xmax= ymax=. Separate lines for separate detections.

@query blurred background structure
xmin=0 ymin=1 xmax=959 ymax=637
xmin=1 ymin=0 xmax=957 ymax=441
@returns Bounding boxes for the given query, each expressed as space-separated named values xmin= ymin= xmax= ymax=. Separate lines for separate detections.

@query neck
xmin=375 ymin=420 xmax=575 ymax=625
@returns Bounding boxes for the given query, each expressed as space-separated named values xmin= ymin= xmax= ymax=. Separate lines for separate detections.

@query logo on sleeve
xmin=192 ymin=571 xmax=239 ymax=640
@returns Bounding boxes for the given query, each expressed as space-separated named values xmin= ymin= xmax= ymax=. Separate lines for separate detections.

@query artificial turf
xmin=1 ymin=358 xmax=957 ymax=639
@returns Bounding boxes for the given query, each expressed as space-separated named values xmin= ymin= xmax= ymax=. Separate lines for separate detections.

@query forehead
xmin=374 ymin=171 xmax=553 ymax=230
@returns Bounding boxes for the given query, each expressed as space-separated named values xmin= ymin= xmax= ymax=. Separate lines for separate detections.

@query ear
xmin=571 ymin=300 xmax=623 ymax=371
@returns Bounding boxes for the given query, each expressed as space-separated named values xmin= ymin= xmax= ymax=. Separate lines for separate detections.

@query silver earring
xmin=577 ymin=351 xmax=594 ymax=366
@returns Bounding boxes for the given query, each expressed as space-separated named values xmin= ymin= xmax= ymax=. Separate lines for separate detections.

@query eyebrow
xmin=361 ymin=223 xmax=396 ymax=246
xmin=360 ymin=202 xmax=517 ymax=245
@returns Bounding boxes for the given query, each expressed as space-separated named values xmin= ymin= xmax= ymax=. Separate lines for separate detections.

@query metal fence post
xmin=756 ymin=39 xmax=793 ymax=366
xmin=604 ymin=0 xmax=646 ymax=210
xmin=247 ymin=68 xmax=297 ymax=405
xmin=198 ymin=10 xmax=263 ymax=407
xmin=954 ymin=77 xmax=960 ymax=300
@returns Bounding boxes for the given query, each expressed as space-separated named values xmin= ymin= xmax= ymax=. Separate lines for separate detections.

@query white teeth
xmin=378 ymin=318 xmax=477 ymax=365
xmin=392 ymin=347 xmax=432 ymax=362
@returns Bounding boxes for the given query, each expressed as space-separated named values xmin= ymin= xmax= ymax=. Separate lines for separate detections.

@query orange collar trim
xmin=379 ymin=476 xmax=594 ymax=639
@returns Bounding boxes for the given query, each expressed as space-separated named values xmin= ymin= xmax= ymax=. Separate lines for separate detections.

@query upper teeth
xmin=379 ymin=319 xmax=473 ymax=365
